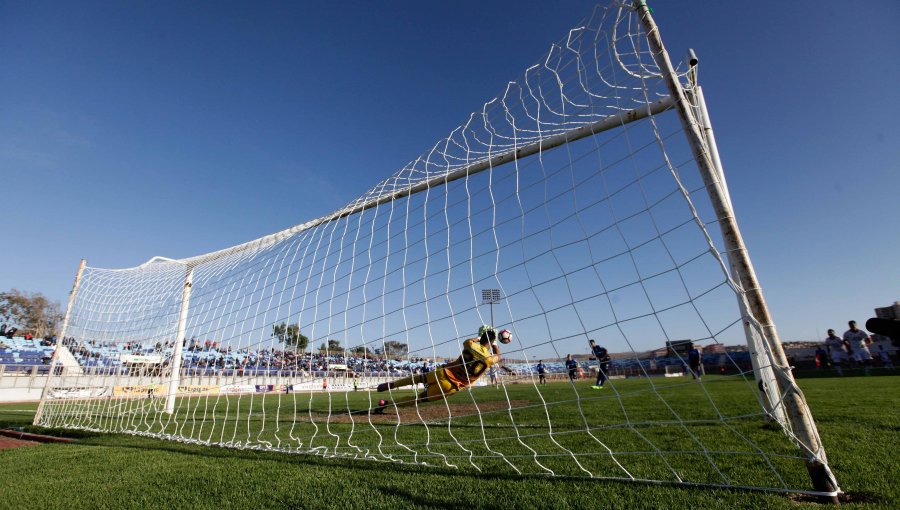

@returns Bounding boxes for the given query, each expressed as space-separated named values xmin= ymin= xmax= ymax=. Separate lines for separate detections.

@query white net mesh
xmin=36 ymin=2 xmax=833 ymax=493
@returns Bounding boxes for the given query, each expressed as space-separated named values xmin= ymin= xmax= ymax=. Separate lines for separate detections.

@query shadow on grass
xmin=791 ymin=490 xmax=885 ymax=506
xmin=47 ymin=428 xmax=819 ymax=505
xmin=369 ymin=486 xmax=474 ymax=510
xmin=10 ymin=423 xmax=861 ymax=506
xmin=0 ymin=422 xmax=103 ymax=440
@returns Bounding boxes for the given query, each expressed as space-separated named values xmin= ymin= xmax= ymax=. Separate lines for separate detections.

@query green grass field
xmin=1 ymin=375 xmax=898 ymax=509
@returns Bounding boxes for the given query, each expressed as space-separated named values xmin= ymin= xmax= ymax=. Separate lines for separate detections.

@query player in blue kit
xmin=589 ymin=339 xmax=610 ymax=389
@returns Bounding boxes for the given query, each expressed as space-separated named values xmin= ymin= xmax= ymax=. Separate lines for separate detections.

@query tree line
xmin=271 ymin=322 xmax=407 ymax=357
xmin=0 ymin=289 xmax=63 ymax=338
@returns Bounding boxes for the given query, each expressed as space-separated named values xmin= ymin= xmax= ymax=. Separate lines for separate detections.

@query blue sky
xmin=1 ymin=0 xmax=898 ymax=346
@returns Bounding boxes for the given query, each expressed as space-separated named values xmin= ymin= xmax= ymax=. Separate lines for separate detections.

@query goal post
xmin=165 ymin=267 xmax=193 ymax=414
xmin=34 ymin=1 xmax=839 ymax=497
xmin=633 ymin=1 xmax=838 ymax=496
xmin=691 ymin=82 xmax=782 ymax=425
xmin=33 ymin=258 xmax=86 ymax=425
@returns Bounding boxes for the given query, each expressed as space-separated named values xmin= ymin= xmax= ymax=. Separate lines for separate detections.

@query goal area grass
xmin=1 ymin=375 xmax=897 ymax=509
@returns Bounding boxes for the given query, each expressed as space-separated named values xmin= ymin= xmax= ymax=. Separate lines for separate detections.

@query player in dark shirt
xmin=565 ymin=354 xmax=578 ymax=381
xmin=688 ymin=345 xmax=702 ymax=380
xmin=536 ymin=360 xmax=547 ymax=384
xmin=589 ymin=339 xmax=610 ymax=389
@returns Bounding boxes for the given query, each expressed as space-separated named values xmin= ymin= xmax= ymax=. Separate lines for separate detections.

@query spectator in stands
xmin=844 ymin=321 xmax=872 ymax=375
xmin=824 ymin=329 xmax=847 ymax=376
xmin=589 ymin=340 xmax=611 ymax=389
xmin=565 ymin=354 xmax=578 ymax=381
xmin=0 ymin=324 xmax=6 ymax=336
xmin=536 ymin=360 xmax=547 ymax=384
xmin=24 ymin=332 xmax=33 ymax=340
xmin=5 ymin=327 xmax=17 ymax=339
xmin=688 ymin=344 xmax=702 ymax=380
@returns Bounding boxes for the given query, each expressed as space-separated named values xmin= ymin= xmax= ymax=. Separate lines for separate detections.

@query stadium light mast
xmin=633 ymin=0 xmax=839 ymax=498
xmin=481 ymin=289 xmax=502 ymax=327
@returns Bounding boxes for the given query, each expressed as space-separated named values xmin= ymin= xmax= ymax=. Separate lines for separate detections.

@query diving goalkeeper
xmin=377 ymin=326 xmax=511 ymax=406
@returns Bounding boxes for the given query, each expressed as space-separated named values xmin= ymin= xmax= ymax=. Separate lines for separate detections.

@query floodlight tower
xmin=481 ymin=289 xmax=502 ymax=327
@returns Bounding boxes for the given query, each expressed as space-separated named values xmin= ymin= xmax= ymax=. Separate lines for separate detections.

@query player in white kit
xmin=843 ymin=321 xmax=872 ymax=374
xmin=824 ymin=329 xmax=847 ymax=376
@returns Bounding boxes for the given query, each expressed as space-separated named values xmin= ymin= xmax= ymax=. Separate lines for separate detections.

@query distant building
xmin=704 ymin=344 xmax=726 ymax=354
xmin=874 ymin=301 xmax=900 ymax=320
xmin=666 ymin=339 xmax=693 ymax=357
xmin=651 ymin=347 xmax=668 ymax=358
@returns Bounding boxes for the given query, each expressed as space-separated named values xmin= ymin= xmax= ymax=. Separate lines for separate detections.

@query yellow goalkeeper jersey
xmin=443 ymin=338 xmax=498 ymax=388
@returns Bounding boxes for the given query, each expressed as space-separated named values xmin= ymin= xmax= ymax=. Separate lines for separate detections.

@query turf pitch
xmin=1 ymin=375 xmax=897 ymax=509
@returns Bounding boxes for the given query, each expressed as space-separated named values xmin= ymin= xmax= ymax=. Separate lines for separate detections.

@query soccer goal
xmin=36 ymin=1 xmax=838 ymax=498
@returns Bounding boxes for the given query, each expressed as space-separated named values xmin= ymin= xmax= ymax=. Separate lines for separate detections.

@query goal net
xmin=36 ymin=1 xmax=838 ymax=496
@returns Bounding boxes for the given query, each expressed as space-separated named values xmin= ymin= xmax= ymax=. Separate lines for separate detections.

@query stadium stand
xmin=0 ymin=337 xmax=55 ymax=373
xmin=1 ymin=336 xmax=754 ymax=378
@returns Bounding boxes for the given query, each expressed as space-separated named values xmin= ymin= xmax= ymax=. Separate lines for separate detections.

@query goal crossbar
xmin=151 ymin=97 xmax=676 ymax=270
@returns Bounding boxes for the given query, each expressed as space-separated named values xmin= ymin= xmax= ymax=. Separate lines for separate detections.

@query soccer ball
xmin=498 ymin=329 xmax=512 ymax=344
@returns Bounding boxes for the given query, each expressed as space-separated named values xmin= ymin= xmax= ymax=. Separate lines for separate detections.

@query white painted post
xmin=633 ymin=0 xmax=839 ymax=498
xmin=690 ymin=81 xmax=784 ymax=424
xmin=34 ymin=258 xmax=87 ymax=425
xmin=165 ymin=267 xmax=193 ymax=414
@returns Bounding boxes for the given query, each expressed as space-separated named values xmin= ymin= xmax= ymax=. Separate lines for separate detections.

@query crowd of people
xmin=7 ymin=319 xmax=897 ymax=380
xmin=817 ymin=320 xmax=894 ymax=375
xmin=57 ymin=335 xmax=438 ymax=376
